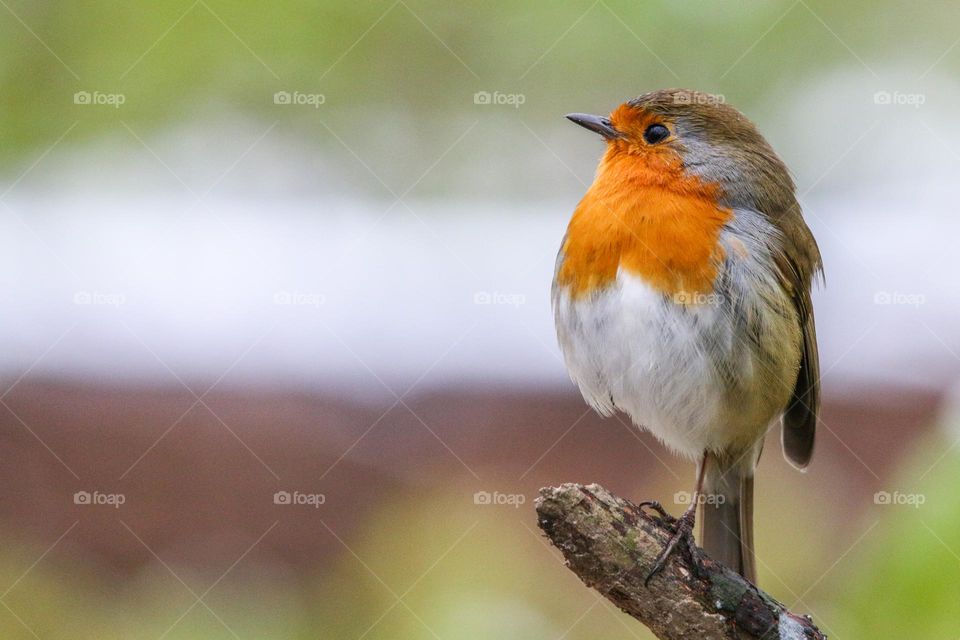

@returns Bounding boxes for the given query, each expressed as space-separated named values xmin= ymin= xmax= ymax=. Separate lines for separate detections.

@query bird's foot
xmin=644 ymin=506 xmax=704 ymax=586
xmin=637 ymin=500 xmax=677 ymax=527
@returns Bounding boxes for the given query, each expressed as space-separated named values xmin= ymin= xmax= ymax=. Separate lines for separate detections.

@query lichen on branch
xmin=535 ymin=483 xmax=825 ymax=640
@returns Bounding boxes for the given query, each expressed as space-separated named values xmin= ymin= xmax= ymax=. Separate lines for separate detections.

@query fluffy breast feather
xmin=552 ymin=208 xmax=802 ymax=460
xmin=555 ymin=145 xmax=732 ymax=301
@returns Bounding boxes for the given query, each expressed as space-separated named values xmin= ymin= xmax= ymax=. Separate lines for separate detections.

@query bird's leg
xmin=645 ymin=453 xmax=708 ymax=586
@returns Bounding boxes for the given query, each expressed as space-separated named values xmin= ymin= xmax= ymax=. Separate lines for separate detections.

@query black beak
xmin=565 ymin=113 xmax=621 ymax=139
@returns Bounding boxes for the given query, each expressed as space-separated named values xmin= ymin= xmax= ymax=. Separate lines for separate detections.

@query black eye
xmin=643 ymin=124 xmax=670 ymax=144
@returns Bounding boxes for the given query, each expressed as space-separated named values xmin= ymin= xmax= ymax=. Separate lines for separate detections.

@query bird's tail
xmin=700 ymin=455 xmax=756 ymax=584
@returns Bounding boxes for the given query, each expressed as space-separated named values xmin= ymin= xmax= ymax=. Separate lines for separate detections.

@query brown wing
xmin=775 ymin=214 xmax=822 ymax=469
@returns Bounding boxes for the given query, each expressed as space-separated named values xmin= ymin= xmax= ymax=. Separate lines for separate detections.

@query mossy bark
xmin=535 ymin=483 xmax=825 ymax=640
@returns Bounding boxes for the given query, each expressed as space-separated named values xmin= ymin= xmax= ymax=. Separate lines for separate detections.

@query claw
xmin=644 ymin=507 xmax=703 ymax=586
xmin=637 ymin=500 xmax=677 ymax=527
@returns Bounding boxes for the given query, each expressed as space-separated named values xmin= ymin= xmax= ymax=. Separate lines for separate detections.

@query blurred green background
xmin=5 ymin=0 xmax=960 ymax=195
xmin=2 ymin=1 xmax=960 ymax=638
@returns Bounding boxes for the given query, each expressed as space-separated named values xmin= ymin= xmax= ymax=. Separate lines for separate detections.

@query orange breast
xmin=556 ymin=146 xmax=732 ymax=299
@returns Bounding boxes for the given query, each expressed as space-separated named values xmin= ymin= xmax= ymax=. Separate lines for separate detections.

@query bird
xmin=551 ymin=89 xmax=821 ymax=585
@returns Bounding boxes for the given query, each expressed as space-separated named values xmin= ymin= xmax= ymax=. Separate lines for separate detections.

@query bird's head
xmin=566 ymin=89 xmax=796 ymax=214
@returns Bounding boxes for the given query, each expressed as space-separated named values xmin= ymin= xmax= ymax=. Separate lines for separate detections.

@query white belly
xmin=553 ymin=269 xmax=800 ymax=460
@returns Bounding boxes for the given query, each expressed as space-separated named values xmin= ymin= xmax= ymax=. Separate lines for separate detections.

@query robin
xmin=552 ymin=89 xmax=821 ymax=584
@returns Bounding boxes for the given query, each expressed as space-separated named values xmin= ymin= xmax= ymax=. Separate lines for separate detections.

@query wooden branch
xmin=535 ymin=483 xmax=825 ymax=640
